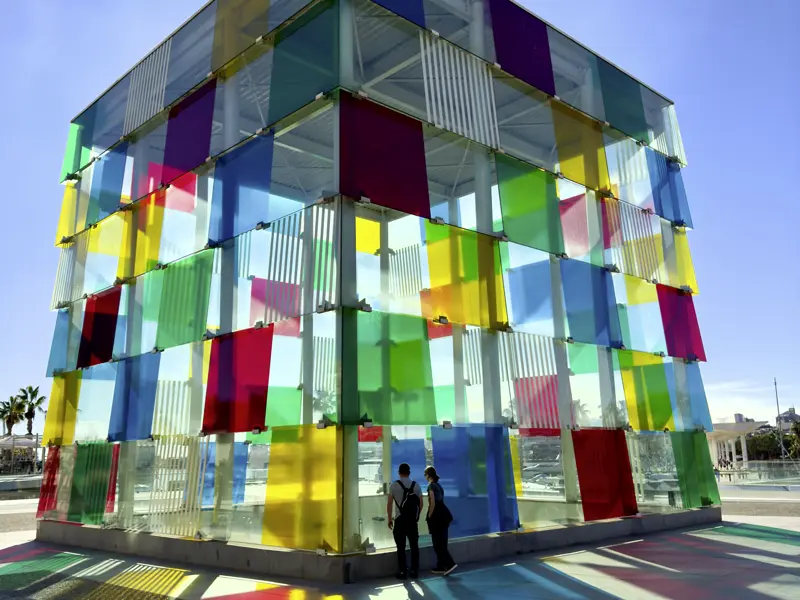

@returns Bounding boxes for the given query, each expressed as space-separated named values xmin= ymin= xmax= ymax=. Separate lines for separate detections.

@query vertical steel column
xmin=379 ymin=212 xmax=393 ymax=491
xmin=448 ymin=198 xmax=467 ymax=423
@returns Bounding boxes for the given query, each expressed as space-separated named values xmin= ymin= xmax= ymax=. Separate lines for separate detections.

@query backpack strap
xmin=394 ymin=479 xmax=407 ymax=510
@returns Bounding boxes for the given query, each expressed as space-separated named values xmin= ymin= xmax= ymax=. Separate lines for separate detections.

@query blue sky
xmin=0 ymin=0 xmax=797 ymax=433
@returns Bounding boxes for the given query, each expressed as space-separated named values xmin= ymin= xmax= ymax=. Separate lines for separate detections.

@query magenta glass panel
xmin=77 ymin=287 xmax=121 ymax=369
xmin=339 ymin=93 xmax=430 ymax=218
xmin=162 ymin=79 xmax=217 ymax=185
xmin=657 ymin=285 xmax=706 ymax=362
xmin=488 ymin=0 xmax=556 ymax=97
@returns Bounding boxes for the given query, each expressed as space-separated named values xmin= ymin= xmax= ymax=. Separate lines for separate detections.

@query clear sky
xmin=0 ymin=0 xmax=797 ymax=434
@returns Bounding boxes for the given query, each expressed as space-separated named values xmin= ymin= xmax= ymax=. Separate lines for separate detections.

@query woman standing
xmin=424 ymin=466 xmax=457 ymax=576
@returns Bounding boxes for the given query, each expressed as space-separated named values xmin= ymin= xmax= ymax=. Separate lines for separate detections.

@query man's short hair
xmin=398 ymin=463 xmax=411 ymax=476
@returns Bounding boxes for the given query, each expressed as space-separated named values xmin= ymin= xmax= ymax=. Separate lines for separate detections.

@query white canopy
xmin=0 ymin=435 xmax=40 ymax=449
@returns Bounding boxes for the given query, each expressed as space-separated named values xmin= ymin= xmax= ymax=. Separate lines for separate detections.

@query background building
xmin=41 ymin=0 xmax=717 ymax=555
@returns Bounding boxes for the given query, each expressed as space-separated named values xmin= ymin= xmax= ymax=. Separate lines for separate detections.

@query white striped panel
xmin=124 ymin=40 xmax=172 ymax=136
xmin=152 ymin=381 xmax=192 ymax=437
xmin=606 ymin=198 xmax=661 ymax=282
xmin=510 ymin=333 xmax=564 ymax=430
xmin=52 ymin=245 xmax=76 ymax=309
xmin=420 ymin=31 xmax=499 ymax=148
xmin=463 ymin=329 xmax=483 ymax=386
xmin=314 ymin=335 xmax=336 ymax=398
xmin=389 ymin=244 xmax=423 ymax=298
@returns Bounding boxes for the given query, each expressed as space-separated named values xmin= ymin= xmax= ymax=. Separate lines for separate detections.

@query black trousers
xmin=393 ymin=516 xmax=419 ymax=573
xmin=429 ymin=523 xmax=455 ymax=570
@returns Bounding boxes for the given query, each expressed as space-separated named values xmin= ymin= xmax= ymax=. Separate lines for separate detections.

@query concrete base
xmin=0 ymin=475 xmax=42 ymax=492
xmin=36 ymin=507 xmax=722 ymax=584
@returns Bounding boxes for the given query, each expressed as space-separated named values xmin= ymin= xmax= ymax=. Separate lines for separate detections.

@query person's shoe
xmin=409 ymin=570 xmax=419 ymax=579
xmin=396 ymin=571 xmax=408 ymax=580
xmin=443 ymin=564 xmax=458 ymax=576
xmin=431 ymin=568 xmax=446 ymax=574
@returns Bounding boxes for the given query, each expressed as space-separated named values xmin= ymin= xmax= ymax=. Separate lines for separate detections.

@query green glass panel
xmin=433 ymin=385 xmax=456 ymax=424
xmin=67 ymin=442 xmax=114 ymax=525
xmin=598 ymin=60 xmax=648 ymax=142
xmin=568 ymin=342 xmax=598 ymax=375
xmin=156 ymin=250 xmax=214 ymax=349
xmin=619 ymin=350 xmax=674 ymax=432
xmin=496 ymin=154 xmax=564 ymax=255
xmin=265 ymin=386 xmax=303 ymax=428
xmin=266 ymin=0 xmax=339 ymax=126
xmin=357 ymin=311 xmax=436 ymax=425
xmin=670 ymin=431 xmax=720 ymax=508
xmin=60 ymin=123 xmax=82 ymax=182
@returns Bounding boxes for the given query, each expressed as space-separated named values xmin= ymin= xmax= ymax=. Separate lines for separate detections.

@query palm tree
xmin=0 ymin=397 xmax=25 ymax=436
xmin=17 ymin=386 xmax=47 ymax=436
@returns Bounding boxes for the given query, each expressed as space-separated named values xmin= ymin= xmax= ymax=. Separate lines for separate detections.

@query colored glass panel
xmin=165 ymin=2 xmax=217 ymax=106
xmin=43 ymin=372 xmax=82 ymax=447
xmin=156 ymin=250 xmax=214 ymax=349
xmin=572 ymin=429 xmax=638 ymax=521
xmin=203 ymin=325 xmax=274 ymax=434
xmin=67 ymin=442 xmax=115 ymax=525
xmin=201 ymin=441 xmax=249 ymax=506
xmin=163 ymin=79 xmax=217 ymax=183
xmin=552 ymin=102 xmax=610 ymax=192
xmin=212 ymin=0 xmax=271 ymax=73
xmin=262 ymin=425 xmax=342 ymax=552
xmin=37 ymin=447 xmax=61 ymax=518
xmin=671 ymin=431 xmax=720 ymax=508
xmin=657 ymin=285 xmax=705 ymax=361
xmin=267 ymin=0 xmax=339 ymax=125
xmin=54 ymin=181 xmax=86 ymax=245
xmin=668 ymin=228 xmax=698 ymax=293
xmin=264 ymin=386 xmax=303 ymax=428
xmin=86 ymin=143 xmax=129 ymax=225
xmin=47 ymin=310 xmax=73 ymax=376
xmin=431 ymin=425 xmax=518 ymax=538
xmin=488 ymin=0 xmax=555 ymax=97
xmin=210 ymin=133 xmax=275 ymax=242
xmin=73 ymin=363 xmax=118 ymax=442
xmin=548 ymin=27 xmax=605 ymax=122
xmin=357 ymin=311 xmax=436 ymax=425
xmin=496 ymin=153 xmax=563 ymax=255
xmin=340 ymin=93 xmax=430 ymax=218
xmin=560 ymin=260 xmax=621 ymax=347
xmin=106 ymin=444 xmax=120 ymax=513
xmin=373 ymin=0 xmax=425 ymax=27
xmin=614 ymin=274 xmax=667 ymax=355
xmin=559 ymin=186 xmax=603 ymax=265
xmin=619 ymin=350 xmax=674 ymax=432
xmin=423 ymin=223 xmax=507 ymax=329
xmin=598 ymin=59 xmax=648 ymax=142
xmin=60 ymin=123 xmax=82 ymax=182
xmin=391 ymin=438 xmax=427 ymax=482
xmin=77 ymin=287 xmax=121 ymax=369
xmin=108 ymin=353 xmax=161 ymax=442
xmin=128 ymin=115 xmax=169 ymax=202
xmin=504 ymin=250 xmax=553 ymax=337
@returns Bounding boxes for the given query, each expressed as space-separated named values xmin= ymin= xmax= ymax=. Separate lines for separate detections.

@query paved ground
xmin=2 ymin=497 xmax=800 ymax=598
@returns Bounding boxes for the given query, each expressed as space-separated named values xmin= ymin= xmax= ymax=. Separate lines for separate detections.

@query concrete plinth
xmin=36 ymin=507 xmax=722 ymax=584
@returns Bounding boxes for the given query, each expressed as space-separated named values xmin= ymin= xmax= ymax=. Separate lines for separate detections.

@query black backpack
xmin=395 ymin=480 xmax=419 ymax=521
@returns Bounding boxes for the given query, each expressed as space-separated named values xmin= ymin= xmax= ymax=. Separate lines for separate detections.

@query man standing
xmin=387 ymin=462 xmax=423 ymax=579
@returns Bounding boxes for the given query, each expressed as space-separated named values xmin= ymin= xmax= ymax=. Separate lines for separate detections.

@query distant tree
xmin=17 ymin=386 xmax=47 ymax=436
xmin=747 ymin=431 xmax=781 ymax=460
xmin=572 ymin=400 xmax=590 ymax=424
xmin=0 ymin=397 xmax=25 ymax=436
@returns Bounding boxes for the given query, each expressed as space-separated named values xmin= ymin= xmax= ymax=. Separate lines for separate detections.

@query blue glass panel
xmin=647 ymin=149 xmax=693 ymax=228
xmin=164 ymin=3 xmax=217 ymax=107
xmin=87 ymin=143 xmax=129 ymax=225
xmin=201 ymin=441 xmax=249 ymax=506
xmin=560 ymin=260 xmax=621 ymax=347
xmin=666 ymin=161 xmax=694 ymax=228
xmin=506 ymin=260 xmax=553 ymax=333
xmin=374 ymin=0 xmax=425 ymax=27
xmin=391 ymin=438 xmax=427 ymax=484
xmin=686 ymin=362 xmax=712 ymax=431
xmin=209 ymin=133 xmax=275 ymax=243
xmin=46 ymin=310 xmax=70 ymax=376
xmin=108 ymin=353 xmax=161 ymax=442
xmin=431 ymin=425 xmax=518 ymax=538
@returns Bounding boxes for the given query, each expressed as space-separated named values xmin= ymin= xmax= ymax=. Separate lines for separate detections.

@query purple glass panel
xmin=488 ymin=0 xmax=556 ymax=97
xmin=162 ymin=79 xmax=217 ymax=185
xmin=373 ymin=0 xmax=425 ymax=28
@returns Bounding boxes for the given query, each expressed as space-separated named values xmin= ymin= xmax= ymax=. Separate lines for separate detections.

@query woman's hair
xmin=424 ymin=466 xmax=439 ymax=482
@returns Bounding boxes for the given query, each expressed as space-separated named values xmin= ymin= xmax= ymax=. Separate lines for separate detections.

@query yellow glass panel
xmin=552 ymin=102 xmax=610 ymax=192
xmin=262 ymin=425 xmax=342 ymax=552
xmin=134 ymin=194 xmax=165 ymax=275
xmin=87 ymin=212 xmax=125 ymax=257
xmin=42 ymin=372 xmax=82 ymax=446
xmin=54 ymin=182 xmax=83 ymax=245
xmin=425 ymin=227 xmax=507 ymax=328
xmin=674 ymin=229 xmax=698 ymax=293
xmin=509 ymin=435 xmax=523 ymax=498
xmin=356 ymin=217 xmax=380 ymax=255
xmin=624 ymin=275 xmax=658 ymax=306
xmin=619 ymin=351 xmax=675 ymax=432
xmin=652 ymin=232 xmax=667 ymax=282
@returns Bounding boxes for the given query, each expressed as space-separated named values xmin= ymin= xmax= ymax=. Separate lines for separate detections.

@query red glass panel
xmin=514 ymin=374 xmax=561 ymax=430
xmin=572 ymin=429 xmax=638 ymax=521
xmin=202 ymin=325 xmax=275 ymax=434
xmin=560 ymin=193 xmax=590 ymax=257
xmin=657 ymin=285 xmax=706 ymax=361
xmin=358 ymin=426 xmax=384 ymax=443
xmin=77 ymin=286 xmax=121 ymax=369
xmin=339 ymin=93 xmax=429 ymax=218
xmin=37 ymin=447 xmax=61 ymax=518
xmin=105 ymin=444 xmax=120 ymax=514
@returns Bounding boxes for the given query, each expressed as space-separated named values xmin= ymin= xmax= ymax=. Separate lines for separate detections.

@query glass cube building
xmin=42 ymin=0 xmax=719 ymax=554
